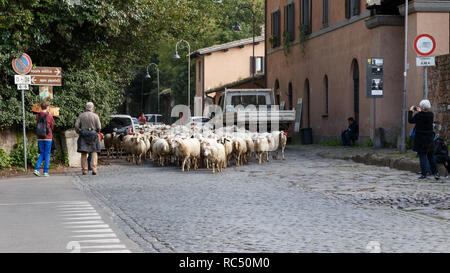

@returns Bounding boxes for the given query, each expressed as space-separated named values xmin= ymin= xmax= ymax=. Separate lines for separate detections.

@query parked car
xmin=144 ymin=114 xmax=164 ymax=125
xmin=188 ymin=116 xmax=213 ymax=128
xmin=101 ymin=115 xmax=137 ymax=136
xmin=131 ymin=117 xmax=141 ymax=130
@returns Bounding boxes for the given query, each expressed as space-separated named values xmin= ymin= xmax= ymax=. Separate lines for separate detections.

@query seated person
xmin=341 ymin=117 xmax=359 ymax=146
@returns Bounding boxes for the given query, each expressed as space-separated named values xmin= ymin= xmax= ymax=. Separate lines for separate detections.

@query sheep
xmin=152 ymin=138 xmax=170 ymax=166
xmin=172 ymin=138 xmax=201 ymax=172
xmin=131 ymin=135 xmax=147 ymax=165
xmin=232 ymin=137 xmax=247 ymax=166
xmin=220 ymin=137 xmax=233 ymax=168
xmin=104 ymin=133 xmax=114 ymax=158
xmin=203 ymin=142 xmax=226 ymax=174
xmin=254 ymin=136 xmax=270 ymax=164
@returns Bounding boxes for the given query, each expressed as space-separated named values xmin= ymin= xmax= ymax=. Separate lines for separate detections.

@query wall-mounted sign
xmin=366 ymin=57 xmax=384 ymax=98
xmin=414 ymin=34 xmax=436 ymax=56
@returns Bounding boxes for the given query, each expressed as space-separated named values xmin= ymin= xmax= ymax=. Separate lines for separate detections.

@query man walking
xmin=75 ymin=102 xmax=101 ymax=175
xmin=33 ymin=101 xmax=54 ymax=177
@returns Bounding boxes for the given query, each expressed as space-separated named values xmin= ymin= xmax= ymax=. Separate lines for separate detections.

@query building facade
xmin=266 ymin=0 xmax=450 ymax=145
xmin=193 ymin=33 xmax=265 ymax=109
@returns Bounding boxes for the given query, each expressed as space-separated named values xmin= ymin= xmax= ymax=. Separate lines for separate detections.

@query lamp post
xmin=400 ymin=0 xmax=409 ymax=153
xmin=146 ymin=63 xmax=160 ymax=114
xmin=174 ymin=39 xmax=191 ymax=109
xmin=233 ymin=5 xmax=256 ymax=87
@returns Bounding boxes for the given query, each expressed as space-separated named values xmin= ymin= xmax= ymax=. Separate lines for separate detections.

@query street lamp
xmin=233 ymin=5 xmax=256 ymax=87
xmin=174 ymin=39 xmax=191 ymax=108
xmin=146 ymin=63 xmax=160 ymax=114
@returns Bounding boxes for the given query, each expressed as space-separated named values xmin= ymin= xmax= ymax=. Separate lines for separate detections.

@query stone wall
xmin=428 ymin=54 xmax=450 ymax=140
xmin=0 ymin=129 xmax=18 ymax=153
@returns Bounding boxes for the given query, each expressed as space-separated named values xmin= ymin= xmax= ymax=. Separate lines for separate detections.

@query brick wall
xmin=428 ymin=54 xmax=450 ymax=140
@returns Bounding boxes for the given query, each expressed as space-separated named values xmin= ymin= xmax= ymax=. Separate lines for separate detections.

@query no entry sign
xmin=12 ymin=53 xmax=32 ymax=75
xmin=414 ymin=34 xmax=436 ymax=56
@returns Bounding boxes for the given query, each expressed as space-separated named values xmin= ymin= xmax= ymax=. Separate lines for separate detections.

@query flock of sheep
xmin=103 ymin=125 xmax=287 ymax=174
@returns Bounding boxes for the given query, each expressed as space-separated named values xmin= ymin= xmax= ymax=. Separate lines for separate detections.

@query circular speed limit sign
xmin=414 ymin=34 xmax=436 ymax=56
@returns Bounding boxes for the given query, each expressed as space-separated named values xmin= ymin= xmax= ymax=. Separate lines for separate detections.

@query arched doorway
xmin=274 ymin=79 xmax=280 ymax=106
xmin=352 ymin=60 xmax=359 ymax=126
xmin=304 ymin=79 xmax=310 ymax=128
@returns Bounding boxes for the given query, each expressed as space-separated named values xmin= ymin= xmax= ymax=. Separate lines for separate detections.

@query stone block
xmin=63 ymin=129 xmax=81 ymax=168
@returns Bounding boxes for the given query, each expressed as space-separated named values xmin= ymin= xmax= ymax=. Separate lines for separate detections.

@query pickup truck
xmin=215 ymin=88 xmax=296 ymax=132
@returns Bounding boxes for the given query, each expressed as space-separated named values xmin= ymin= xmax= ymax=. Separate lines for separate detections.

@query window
xmin=300 ymin=0 xmax=312 ymax=34
xmin=250 ymin=56 xmax=264 ymax=74
xmin=284 ymin=3 xmax=295 ymax=41
xmin=271 ymin=9 xmax=281 ymax=48
xmin=322 ymin=0 xmax=330 ymax=27
xmin=345 ymin=0 xmax=361 ymax=19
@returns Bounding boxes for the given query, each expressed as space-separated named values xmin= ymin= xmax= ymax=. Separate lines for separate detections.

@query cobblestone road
xmin=72 ymin=147 xmax=450 ymax=253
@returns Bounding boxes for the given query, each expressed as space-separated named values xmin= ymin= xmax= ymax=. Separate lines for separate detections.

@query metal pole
xmin=157 ymin=68 xmax=160 ymax=114
xmin=424 ymin=67 xmax=428 ymax=99
xmin=400 ymin=0 xmax=408 ymax=153
xmin=188 ymin=44 xmax=191 ymax=110
xmin=21 ymin=90 xmax=27 ymax=171
xmin=373 ymin=98 xmax=376 ymax=145
xmin=252 ymin=16 xmax=255 ymax=87
xmin=141 ymin=77 xmax=144 ymax=113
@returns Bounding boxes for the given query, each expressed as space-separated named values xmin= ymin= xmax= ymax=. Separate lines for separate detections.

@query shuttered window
xmin=300 ymin=0 xmax=312 ymax=34
xmin=284 ymin=3 xmax=295 ymax=41
xmin=322 ymin=0 xmax=329 ymax=27
xmin=346 ymin=0 xmax=361 ymax=19
xmin=271 ymin=10 xmax=281 ymax=48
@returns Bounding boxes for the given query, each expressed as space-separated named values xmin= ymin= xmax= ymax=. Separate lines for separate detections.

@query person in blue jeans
xmin=33 ymin=101 xmax=54 ymax=177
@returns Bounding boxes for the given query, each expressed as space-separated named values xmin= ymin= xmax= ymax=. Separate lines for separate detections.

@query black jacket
xmin=408 ymin=111 xmax=434 ymax=153
xmin=77 ymin=129 xmax=100 ymax=153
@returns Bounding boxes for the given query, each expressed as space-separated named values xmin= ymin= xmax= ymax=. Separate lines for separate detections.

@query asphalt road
xmin=71 ymin=147 xmax=450 ymax=253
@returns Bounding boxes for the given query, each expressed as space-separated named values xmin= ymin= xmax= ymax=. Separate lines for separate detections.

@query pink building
xmin=265 ymin=0 xmax=450 ymax=146
xmin=193 ymin=32 xmax=265 ymax=107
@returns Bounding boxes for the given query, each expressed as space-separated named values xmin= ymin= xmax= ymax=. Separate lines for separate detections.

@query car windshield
xmin=230 ymin=94 xmax=267 ymax=107
xmin=101 ymin=117 xmax=132 ymax=134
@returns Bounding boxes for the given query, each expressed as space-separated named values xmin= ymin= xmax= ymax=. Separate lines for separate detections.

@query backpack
xmin=36 ymin=113 xmax=49 ymax=138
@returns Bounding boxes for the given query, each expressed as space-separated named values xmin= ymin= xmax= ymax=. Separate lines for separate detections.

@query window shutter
xmin=250 ymin=56 xmax=255 ymax=74
xmin=289 ymin=3 xmax=295 ymax=41
xmin=354 ymin=0 xmax=361 ymax=16
xmin=277 ymin=11 xmax=281 ymax=46
xmin=345 ymin=0 xmax=350 ymax=19
xmin=308 ymin=0 xmax=312 ymax=34
xmin=284 ymin=5 xmax=288 ymax=35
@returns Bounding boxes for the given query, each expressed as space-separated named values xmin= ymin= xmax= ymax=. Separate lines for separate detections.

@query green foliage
xmin=321 ymin=138 xmax=342 ymax=146
xmin=53 ymin=151 xmax=69 ymax=167
xmin=365 ymin=139 xmax=374 ymax=147
xmin=298 ymin=25 xmax=309 ymax=55
xmin=0 ymin=148 xmax=11 ymax=169
xmin=10 ymin=140 xmax=39 ymax=168
xmin=282 ymin=32 xmax=291 ymax=56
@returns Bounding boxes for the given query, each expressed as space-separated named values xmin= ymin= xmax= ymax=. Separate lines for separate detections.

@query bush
xmin=0 ymin=148 xmax=11 ymax=169
xmin=54 ymin=152 xmax=69 ymax=167
xmin=365 ymin=139 xmax=374 ymax=147
xmin=10 ymin=141 xmax=39 ymax=168
xmin=321 ymin=138 xmax=342 ymax=146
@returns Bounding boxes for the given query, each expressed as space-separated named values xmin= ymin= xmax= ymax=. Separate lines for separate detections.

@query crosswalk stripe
xmin=72 ymin=234 xmax=117 ymax=238
xmin=86 ymin=250 xmax=132 ymax=253
xmin=77 ymin=239 xmax=121 ymax=243
xmin=61 ymin=213 xmax=100 ymax=217
xmin=72 ymin=229 xmax=113 ymax=233
xmin=63 ymin=220 xmax=105 ymax=225
xmin=65 ymin=216 xmax=102 ymax=220
xmin=80 ymin=245 xmax=126 ymax=249
xmin=66 ymin=225 xmax=110 ymax=229
xmin=58 ymin=208 xmax=97 ymax=212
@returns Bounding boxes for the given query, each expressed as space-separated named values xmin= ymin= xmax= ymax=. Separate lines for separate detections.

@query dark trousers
xmin=418 ymin=151 xmax=437 ymax=176
xmin=341 ymin=131 xmax=354 ymax=146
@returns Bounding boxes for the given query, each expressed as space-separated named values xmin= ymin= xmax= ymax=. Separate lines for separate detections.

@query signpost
xmin=30 ymin=76 xmax=62 ymax=86
xmin=366 ymin=57 xmax=384 ymax=143
xmin=12 ymin=54 xmax=34 ymax=171
xmin=414 ymin=34 xmax=436 ymax=99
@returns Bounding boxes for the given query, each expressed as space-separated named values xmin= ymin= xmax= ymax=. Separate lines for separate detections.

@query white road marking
xmin=72 ymin=229 xmax=113 ymax=233
xmin=72 ymin=234 xmax=117 ymax=238
xmin=0 ymin=201 xmax=88 ymax=206
xmin=85 ymin=250 xmax=132 ymax=253
xmin=79 ymin=244 xmax=126 ymax=249
xmin=60 ymin=213 xmax=100 ymax=217
xmin=67 ymin=225 xmax=110 ymax=229
xmin=77 ymin=239 xmax=121 ymax=244
xmin=64 ymin=216 xmax=102 ymax=220
xmin=58 ymin=208 xmax=97 ymax=212
xmin=63 ymin=220 xmax=104 ymax=225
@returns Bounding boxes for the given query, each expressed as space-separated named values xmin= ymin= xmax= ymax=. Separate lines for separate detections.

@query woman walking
xmin=408 ymin=100 xmax=440 ymax=180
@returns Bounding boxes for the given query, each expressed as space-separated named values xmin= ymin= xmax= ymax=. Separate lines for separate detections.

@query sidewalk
xmin=0 ymin=172 xmax=141 ymax=253
xmin=290 ymin=144 xmax=449 ymax=177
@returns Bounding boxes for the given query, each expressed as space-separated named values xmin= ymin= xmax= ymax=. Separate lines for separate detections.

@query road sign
xmin=14 ymin=75 xmax=31 ymax=85
xmin=366 ymin=57 xmax=384 ymax=98
xmin=414 ymin=34 xmax=436 ymax=56
xmin=17 ymin=84 xmax=29 ymax=90
xmin=12 ymin=53 xmax=32 ymax=75
xmin=31 ymin=76 xmax=62 ymax=86
xmin=416 ymin=56 xmax=436 ymax=67
xmin=30 ymin=67 xmax=62 ymax=77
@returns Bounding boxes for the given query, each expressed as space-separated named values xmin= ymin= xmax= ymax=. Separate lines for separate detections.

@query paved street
xmin=0 ymin=174 xmax=141 ymax=253
xmin=70 ymin=147 xmax=450 ymax=253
